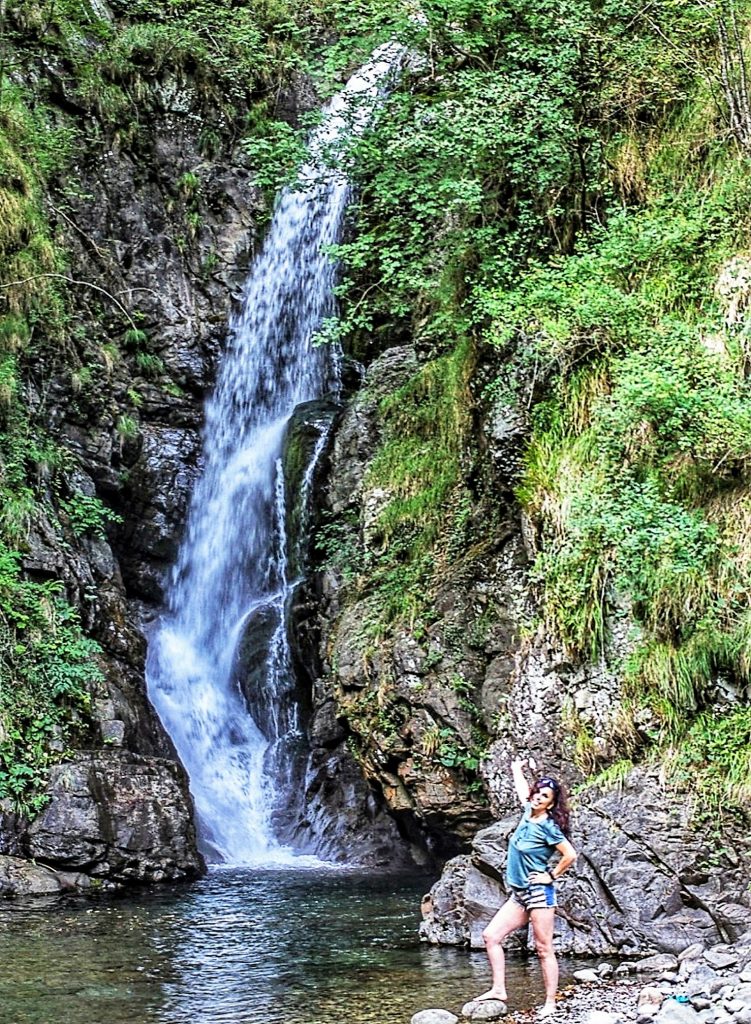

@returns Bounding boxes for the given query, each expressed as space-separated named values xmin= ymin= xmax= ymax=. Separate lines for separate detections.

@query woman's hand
xmin=528 ymin=871 xmax=554 ymax=885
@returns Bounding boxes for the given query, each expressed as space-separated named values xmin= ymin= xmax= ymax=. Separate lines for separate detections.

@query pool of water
xmin=0 ymin=867 xmax=569 ymax=1024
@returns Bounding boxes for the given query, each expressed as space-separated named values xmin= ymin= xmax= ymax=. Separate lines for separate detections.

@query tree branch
xmin=0 ymin=273 xmax=138 ymax=330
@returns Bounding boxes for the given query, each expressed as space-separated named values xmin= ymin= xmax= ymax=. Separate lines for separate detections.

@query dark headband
xmin=536 ymin=776 xmax=560 ymax=793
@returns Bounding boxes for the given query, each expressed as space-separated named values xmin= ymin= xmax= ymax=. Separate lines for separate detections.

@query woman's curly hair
xmin=529 ymin=776 xmax=571 ymax=837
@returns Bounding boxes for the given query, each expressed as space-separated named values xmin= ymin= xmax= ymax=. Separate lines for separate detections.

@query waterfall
xmin=145 ymin=42 xmax=403 ymax=866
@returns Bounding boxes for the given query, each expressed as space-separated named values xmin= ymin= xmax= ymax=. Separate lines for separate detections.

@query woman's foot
xmin=538 ymin=1001 xmax=557 ymax=1018
xmin=474 ymin=989 xmax=508 ymax=1003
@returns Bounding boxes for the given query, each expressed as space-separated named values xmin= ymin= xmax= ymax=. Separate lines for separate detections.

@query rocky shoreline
xmin=411 ymin=942 xmax=751 ymax=1024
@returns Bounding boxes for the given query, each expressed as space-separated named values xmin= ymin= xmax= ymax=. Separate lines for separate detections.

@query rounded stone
xmin=469 ymin=1001 xmax=508 ymax=1021
xmin=575 ymin=969 xmax=602 ymax=984
xmin=411 ymin=1011 xmax=460 ymax=1024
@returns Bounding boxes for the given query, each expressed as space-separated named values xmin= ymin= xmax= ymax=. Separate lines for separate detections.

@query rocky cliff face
xmin=1 ymin=57 xmax=272 ymax=888
xmin=301 ymin=342 xmax=529 ymax=860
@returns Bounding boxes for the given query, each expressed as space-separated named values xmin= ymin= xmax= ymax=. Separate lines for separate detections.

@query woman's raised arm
xmin=510 ymin=757 xmax=531 ymax=806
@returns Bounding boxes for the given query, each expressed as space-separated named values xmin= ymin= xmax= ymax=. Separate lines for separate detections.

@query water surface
xmin=0 ymin=868 xmax=564 ymax=1024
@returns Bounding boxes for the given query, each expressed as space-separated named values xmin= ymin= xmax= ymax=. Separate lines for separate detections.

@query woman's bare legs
xmin=529 ymin=907 xmax=558 ymax=1016
xmin=475 ymin=898 xmax=529 ymax=1002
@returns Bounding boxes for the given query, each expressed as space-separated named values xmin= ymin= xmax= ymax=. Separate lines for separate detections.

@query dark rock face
xmin=419 ymin=771 xmax=751 ymax=955
xmin=14 ymin=751 xmax=205 ymax=885
xmin=278 ymin=397 xmax=422 ymax=866
xmin=311 ymin=345 xmax=528 ymax=858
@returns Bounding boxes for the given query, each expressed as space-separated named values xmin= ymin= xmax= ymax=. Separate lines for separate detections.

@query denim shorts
xmin=509 ymin=883 xmax=557 ymax=911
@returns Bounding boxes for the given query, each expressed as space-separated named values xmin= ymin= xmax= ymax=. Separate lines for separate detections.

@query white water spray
xmin=146 ymin=43 xmax=403 ymax=865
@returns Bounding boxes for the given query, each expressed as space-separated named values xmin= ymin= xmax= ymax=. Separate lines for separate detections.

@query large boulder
xmin=18 ymin=750 xmax=205 ymax=885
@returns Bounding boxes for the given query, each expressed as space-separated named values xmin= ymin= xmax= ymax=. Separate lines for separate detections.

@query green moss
xmin=360 ymin=339 xmax=474 ymax=630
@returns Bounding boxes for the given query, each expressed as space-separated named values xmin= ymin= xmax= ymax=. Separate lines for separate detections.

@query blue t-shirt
xmin=506 ymin=803 xmax=566 ymax=889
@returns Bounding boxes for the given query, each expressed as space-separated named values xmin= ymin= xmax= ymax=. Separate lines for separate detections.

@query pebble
xmin=461 ymin=998 xmax=507 ymax=1021
xmin=467 ymin=1002 xmax=508 ymax=1021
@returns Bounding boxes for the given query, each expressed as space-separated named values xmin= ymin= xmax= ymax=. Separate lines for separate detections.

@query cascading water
xmin=145 ymin=42 xmax=403 ymax=866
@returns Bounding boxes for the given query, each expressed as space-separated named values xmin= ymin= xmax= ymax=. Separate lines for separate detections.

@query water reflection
xmin=0 ymin=868 xmax=561 ymax=1024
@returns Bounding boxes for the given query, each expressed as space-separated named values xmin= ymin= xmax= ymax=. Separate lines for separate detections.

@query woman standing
xmin=474 ymin=757 xmax=578 ymax=1018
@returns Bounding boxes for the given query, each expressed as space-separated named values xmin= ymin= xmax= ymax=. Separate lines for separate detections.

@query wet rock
xmin=119 ymin=424 xmax=202 ymax=602
xmin=0 ymin=855 xmax=70 ymax=896
xmin=461 ymin=998 xmax=507 ymax=1020
xmin=282 ymin=398 xmax=339 ymax=579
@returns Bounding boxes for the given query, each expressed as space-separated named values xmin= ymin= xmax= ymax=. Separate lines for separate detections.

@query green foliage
xmin=0 ymin=57 xmax=115 ymax=813
xmin=115 ymin=414 xmax=139 ymax=440
xmin=360 ymin=340 xmax=473 ymax=630
xmin=241 ymin=117 xmax=308 ymax=205
xmin=326 ymin=0 xmax=727 ymax=356
xmin=135 ymin=351 xmax=165 ymax=378
xmin=60 ymin=493 xmax=122 ymax=539
xmin=583 ymin=758 xmax=634 ymax=794
xmin=664 ymin=708 xmax=751 ymax=818
xmin=315 ymin=510 xmax=363 ymax=583
xmin=0 ymin=544 xmax=99 ymax=812
xmin=501 ymin=129 xmax=751 ymax=804
xmin=123 ymin=327 xmax=148 ymax=350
